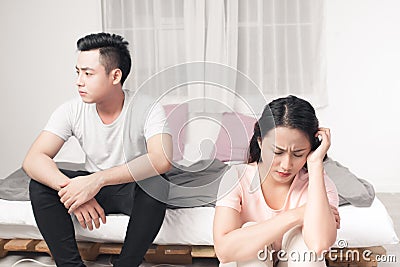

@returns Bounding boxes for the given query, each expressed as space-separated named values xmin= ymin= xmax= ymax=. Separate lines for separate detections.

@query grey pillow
xmin=324 ymin=157 xmax=375 ymax=207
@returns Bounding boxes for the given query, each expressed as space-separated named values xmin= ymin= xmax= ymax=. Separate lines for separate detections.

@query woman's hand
xmin=291 ymin=205 xmax=340 ymax=231
xmin=289 ymin=204 xmax=306 ymax=226
xmin=330 ymin=205 xmax=341 ymax=229
xmin=58 ymin=173 xmax=103 ymax=213
xmin=307 ymin=127 xmax=331 ymax=165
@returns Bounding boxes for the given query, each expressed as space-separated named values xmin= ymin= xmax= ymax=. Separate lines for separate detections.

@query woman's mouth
xmin=277 ymin=171 xmax=291 ymax=178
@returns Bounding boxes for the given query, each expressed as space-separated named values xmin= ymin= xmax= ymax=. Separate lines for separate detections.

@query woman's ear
xmin=257 ymin=137 xmax=262 ymax=149
xmin=111 ymin=69 xmax=122 ymax=85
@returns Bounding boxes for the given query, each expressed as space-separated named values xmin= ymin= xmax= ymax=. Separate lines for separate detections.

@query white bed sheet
xmin=0 ymin=197 xmax=398 ymax=248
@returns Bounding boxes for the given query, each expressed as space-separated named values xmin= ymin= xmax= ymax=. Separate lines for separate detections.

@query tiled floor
xmin=1 ymin=194 xmax=399 ymax=267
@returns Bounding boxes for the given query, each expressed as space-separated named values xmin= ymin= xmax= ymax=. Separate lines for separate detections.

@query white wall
xmin=0 ymin=0 xmax=101 ymax=178
xmin=1 ymin=0 xmax=399 ymax=192
xmin=319 ymin=0 xmax=400 ymax=192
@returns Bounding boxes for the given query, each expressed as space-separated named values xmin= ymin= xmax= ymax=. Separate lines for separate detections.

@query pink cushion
xmin=163 ymin=104 xmax=188 ymax=161
xmin=214 ymin=112 xmax=257 ymax=162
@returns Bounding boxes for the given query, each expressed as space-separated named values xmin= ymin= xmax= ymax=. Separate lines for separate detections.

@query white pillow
xmin=0 ymin=198 xmax=398 ymax=247
xmin=335 ymin=197 xmax=399 ymax=247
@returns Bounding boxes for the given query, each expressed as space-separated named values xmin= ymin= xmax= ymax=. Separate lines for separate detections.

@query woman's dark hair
xmin=248 ymin=95 xmax=322 ymax=163
xmin=77 ymin=32 xmax=131 ymax=85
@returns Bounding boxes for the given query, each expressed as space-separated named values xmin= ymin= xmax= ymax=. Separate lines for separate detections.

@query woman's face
xmin=258 ymin=126 xmax=312 ymax=185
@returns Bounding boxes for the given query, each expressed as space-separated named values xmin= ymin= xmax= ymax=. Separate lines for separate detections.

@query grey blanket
xmin=0 ymin=160 xmax=230 ymax=208
xmin=167 ymin=159 xmax=229 ymax=208
xmin=0 ymin=158 xmax=374 ymax=207
xmin=324 ymin=157 xmax=375 ymax=207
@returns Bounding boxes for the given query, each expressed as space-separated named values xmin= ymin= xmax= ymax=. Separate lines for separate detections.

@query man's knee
xmin=136 ymin=174 xmax=170 ymax=205
xmin=136 ymin=185 xmax=167 ymax=211
xmin=29 ymin=179 xmax=46 ymax=199
xmin=29 ymin=178 xmax=57 ymax=206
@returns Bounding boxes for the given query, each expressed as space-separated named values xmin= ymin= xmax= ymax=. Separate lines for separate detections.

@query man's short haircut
xmin=77 ymin=32 xmax=131 ymax=85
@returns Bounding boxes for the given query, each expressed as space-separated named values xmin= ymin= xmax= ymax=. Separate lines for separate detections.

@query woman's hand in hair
xmin=307 ymin=127 xmax=331 ymax=165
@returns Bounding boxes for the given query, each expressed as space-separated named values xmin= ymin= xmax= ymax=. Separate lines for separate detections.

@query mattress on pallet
xmin=0 ymin=197 xmax=398 ymax=248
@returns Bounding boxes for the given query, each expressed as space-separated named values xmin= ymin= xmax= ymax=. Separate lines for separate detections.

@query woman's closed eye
xmin=273 ymin=151 xmax=283 ymax=155
xmin=273 ymin=150 xmax=304 ymax=158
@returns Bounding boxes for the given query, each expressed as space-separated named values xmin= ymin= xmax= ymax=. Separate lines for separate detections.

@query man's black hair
xmin=77 ymin=32 xmax=131 ymax=85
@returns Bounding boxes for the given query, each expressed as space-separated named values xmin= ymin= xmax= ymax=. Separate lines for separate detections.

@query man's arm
xmin=101 ymin=132 xmax=173 ymax=186
xmin=24 ymin=130 xmax=107 ymax=230
xmin=59 ymin=133 xmax=173 ymax=212
xmin=22 ymin=131 xmax=69 ymax=191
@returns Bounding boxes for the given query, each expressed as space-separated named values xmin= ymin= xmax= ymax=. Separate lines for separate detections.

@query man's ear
xmin=111 ymin=69 xmax=122 ymax=85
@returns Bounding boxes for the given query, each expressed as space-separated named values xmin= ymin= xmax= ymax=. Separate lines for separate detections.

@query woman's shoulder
xmin=216 ymin=163 xmax=259 ymax=208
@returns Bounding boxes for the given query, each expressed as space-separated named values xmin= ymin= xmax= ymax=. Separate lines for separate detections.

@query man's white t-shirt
xmin=44 ymin=90 xmax=171 ymax=172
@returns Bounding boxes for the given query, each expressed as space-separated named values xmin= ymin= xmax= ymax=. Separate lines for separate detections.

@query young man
xmin=23 ymin=32 xmax=172 ymax=267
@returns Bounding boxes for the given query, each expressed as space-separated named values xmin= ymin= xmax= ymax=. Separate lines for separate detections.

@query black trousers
xmin=29 ymin=169 xmax=169 ymax=267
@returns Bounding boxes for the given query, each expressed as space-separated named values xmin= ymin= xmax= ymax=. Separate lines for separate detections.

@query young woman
xmin=213 ymin=95 xmax=340 ymax=267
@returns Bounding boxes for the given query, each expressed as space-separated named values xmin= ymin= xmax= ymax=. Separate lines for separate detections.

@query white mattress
xmin=0 ymin=198 xmax=398 ymax=248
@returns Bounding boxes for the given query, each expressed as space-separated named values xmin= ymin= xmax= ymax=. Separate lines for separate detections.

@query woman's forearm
xmin=303 ymin=162 xmax=337 ymax=254
xmin=215 ymin=209 xmax=302 ymax=263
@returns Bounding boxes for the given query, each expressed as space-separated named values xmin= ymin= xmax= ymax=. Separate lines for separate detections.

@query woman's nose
xmin=280 ymin=154 xmax=293 ymax=170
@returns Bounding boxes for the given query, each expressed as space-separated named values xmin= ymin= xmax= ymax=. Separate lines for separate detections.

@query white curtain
xmin=235 ymin=0 xmax=327 ymax=109
xmin=102 ymin=0 xmax=327 ymax=112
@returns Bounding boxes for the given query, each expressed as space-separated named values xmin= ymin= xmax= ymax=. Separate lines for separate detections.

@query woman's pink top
xmin=216 ymin=162 xmax=339 ymax=231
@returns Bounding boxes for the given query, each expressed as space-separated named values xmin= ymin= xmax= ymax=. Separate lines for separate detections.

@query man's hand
xmin=73 ymin=198 xmax=106 ymax=230
xmin=59 ymin=173 xmax=103 ymax=213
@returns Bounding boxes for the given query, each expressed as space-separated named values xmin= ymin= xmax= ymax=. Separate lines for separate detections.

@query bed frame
xmin=0 ymin=238 xmax=385 ymax=266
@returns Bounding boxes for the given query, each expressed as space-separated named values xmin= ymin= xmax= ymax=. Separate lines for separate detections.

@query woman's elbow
xmin=307 ymin=234 xmax=337 ymax=255
xmin=308 ymin=244 xmax=332 ymax=256
xmin=214 ymin=244 xmax=233 ymax=264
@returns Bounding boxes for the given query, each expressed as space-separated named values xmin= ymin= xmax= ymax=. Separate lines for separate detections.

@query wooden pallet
xmin=0 ymin=238 xmax=385 ymax=266
xmin=0 ymin=239 xmax=215 ymax=264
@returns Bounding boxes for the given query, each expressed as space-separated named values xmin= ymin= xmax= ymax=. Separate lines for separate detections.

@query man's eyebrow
xmin=75 ymin=66 xmax=95 ymax=71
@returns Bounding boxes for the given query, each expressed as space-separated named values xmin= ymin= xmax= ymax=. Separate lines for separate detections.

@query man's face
xmin=75 ymin=49 xmax=114 ymax=104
